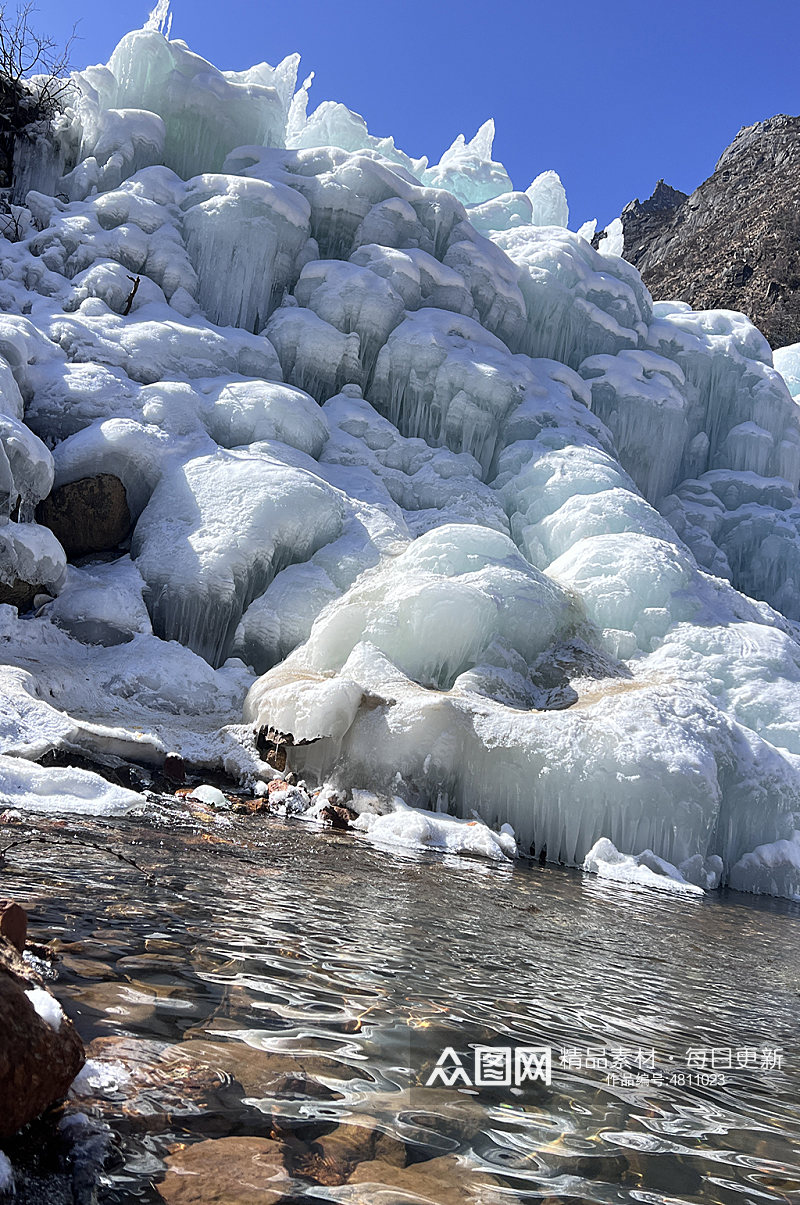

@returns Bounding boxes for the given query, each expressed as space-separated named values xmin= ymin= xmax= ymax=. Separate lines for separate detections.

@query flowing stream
xmin=3 ymin=801 xmax=800 ymax=1204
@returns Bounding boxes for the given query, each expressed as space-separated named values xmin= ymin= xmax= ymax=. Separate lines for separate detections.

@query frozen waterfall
xmin=1 ymin=11 xmax=800 ymax=897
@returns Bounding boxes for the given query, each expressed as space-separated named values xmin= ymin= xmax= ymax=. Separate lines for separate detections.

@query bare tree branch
xmin=0 ymin=2 xmax=76 ymax=133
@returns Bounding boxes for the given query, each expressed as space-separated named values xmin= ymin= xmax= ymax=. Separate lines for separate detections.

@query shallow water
xmin=4 ymin=803 xmax=800 ymax=1204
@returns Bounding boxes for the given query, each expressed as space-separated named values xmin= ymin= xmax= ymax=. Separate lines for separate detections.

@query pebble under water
xmin=2 ymin=801 xmax=799 ymax=1205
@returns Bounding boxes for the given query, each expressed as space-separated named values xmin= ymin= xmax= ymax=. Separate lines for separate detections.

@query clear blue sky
xmin=29 ymin=0 xmax=800 ymax=227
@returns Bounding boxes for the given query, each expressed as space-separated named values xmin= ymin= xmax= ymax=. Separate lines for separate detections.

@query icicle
xmin=144 ymin=0 xmax=172 ymax=34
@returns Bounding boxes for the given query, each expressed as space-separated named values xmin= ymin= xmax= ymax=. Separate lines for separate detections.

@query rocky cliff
xmin=619 ymin=115 xmax=800 ymax=349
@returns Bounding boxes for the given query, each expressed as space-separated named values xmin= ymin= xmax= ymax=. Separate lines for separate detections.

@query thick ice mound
xmin=1 ymin=13 xmax=800 ymax=894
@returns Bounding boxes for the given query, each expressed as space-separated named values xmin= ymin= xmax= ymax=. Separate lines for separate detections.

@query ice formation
xmin=25 ymin=986 xmax=66 ymax=1031
xmin=0 ymin=10 xmax=800 ymax=896
xmin=582 ymin=837 xmax=708 ymax=896
xmin=0 ymin=1151 xmax=13 ymax=1196
xmin=351 ymin=797 xmax=518 ymax=862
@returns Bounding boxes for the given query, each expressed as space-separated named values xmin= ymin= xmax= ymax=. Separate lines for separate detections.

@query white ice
xmin=0 ymin=754 xmax=143 ymax=815
xmin=25 ymin=986 xmax=66 ymax=1030
xmin=729 ymin=831 xmax=800 ymax=900
xmin=352 ymin=796 xmax=517 ymax=861
xmin=0 ymin=1151 xmax=12 ymax=1196
xmin=71 ymin=1057 xmax=132 ymax=1096
xmin=583 ymin=837 xmax=705 ymax=896
xmin=189 ymin=783 xmax=230 ymax=808
xmin=0 ymin=14 xmax=799 ymax=895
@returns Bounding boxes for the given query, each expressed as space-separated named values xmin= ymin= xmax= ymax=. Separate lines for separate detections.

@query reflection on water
xmin=4 ymin=804 xmax=800 ymax=1204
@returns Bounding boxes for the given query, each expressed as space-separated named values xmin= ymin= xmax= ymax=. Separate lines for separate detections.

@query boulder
xmin=0 ymin=901 xmax=26 ymax=953
xmin=0 ymin=577 xmax=38 ymax=610
xmin=37 ymin=474 xmax=131 ymax=558
xmin=0 ymin=932 xmax=84 ymax=1138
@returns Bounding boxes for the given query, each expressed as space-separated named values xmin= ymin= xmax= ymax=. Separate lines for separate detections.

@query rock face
xmin=617 ymin=179 xmax=687 ymax=252
xmin=619 ymin=115 xmax=800 ymax=348
xmin=36 ymin=473 xmax=131 ymax=558
xmin=0 ymin=926 xmax=85 ymax=1138
xmin=0 ymin=575 xmax=39 ymax=610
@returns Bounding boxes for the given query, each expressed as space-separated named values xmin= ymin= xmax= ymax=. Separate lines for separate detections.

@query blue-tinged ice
xmin=0 ymin=15 xmax=799 ymax=894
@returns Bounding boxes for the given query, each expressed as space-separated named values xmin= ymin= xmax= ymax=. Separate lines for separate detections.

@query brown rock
xmin=231 ymin=797 xmax=269 ymax=814
xmin=163 ymin=753 xmax=185 ymax=785
xmin=156 ymin=1136 xmax=292 ymax=1205
xmin=319 ymin=804 xmax=357 ymax=830
xmin=173 ymin=1038 xmax=360 ymax=1099
xmin=295 ymin=1122 xmax=407 ymax=1186
xmin=36 ymin=473 xmax=131 ymax=558
xmin=0 ymin=901 xmax=26 ymax=953
xmin=0 ymin=937 xmax=84 ymax=1138
xmin=0 ymin=576 xmax=38 ymax=611
xmin=619 ymin=115 xmax=800 ymax=350
xmin=347 ymin=1153 xmax=496 ymax=1204
xmin=232 ymin=792 xmax=293 ymax=813
xmin=267 ymin=778 xmax=292 ymax=795
xmin=265 ymin=746 xmax=287 ymax=773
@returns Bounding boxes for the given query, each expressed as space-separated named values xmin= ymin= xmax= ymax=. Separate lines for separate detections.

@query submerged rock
xmin=347 ymin=1152 xmax=498 ymax=1203
xmin=157 ymin=1136 xmax=292 ymax=1205
xmin=295 ymin=1121 xmax=407 ymax=1185
xmin=173 ymin=1037 xmax=360 ymax=1099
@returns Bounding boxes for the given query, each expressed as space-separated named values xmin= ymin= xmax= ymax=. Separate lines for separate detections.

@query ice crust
xmin=0 ymin=16 xmax=799 ymax=893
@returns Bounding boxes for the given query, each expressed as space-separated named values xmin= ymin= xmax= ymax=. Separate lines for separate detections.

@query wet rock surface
xmin=0 ymin=912 xmax=85 ymax=1139
xmin=347 ymin=1153 xmax=487 ymax=1202
xmin=0 ymin=900 xmax=27 ymax=952
xmin=319 ymin=804 xmax=357 ymax=829
xmin=619 ymin=114 xmax=800 ymax=349
xmin=157 ymin=1136 xmax=293 ymax=1204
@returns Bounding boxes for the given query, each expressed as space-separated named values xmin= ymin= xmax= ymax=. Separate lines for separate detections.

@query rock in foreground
xmin=0 ymin=916 xmax=84 ymax=1138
